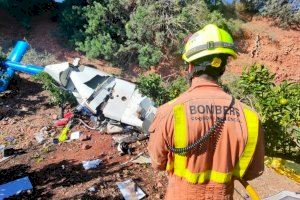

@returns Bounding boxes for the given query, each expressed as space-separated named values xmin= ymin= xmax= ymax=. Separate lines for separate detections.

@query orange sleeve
xmin=147 ymin=108 xmax=170 ymax=171
xmin=243 ymin=121 xmax=265 ymax=180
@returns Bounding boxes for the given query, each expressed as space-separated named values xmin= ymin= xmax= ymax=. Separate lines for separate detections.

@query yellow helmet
xmin=182 ymin=24 xmax=237 ymax=63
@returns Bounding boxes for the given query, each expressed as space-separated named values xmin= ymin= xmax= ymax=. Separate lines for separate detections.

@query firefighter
xmin=148 ymin=24 xmax=264 ymax=200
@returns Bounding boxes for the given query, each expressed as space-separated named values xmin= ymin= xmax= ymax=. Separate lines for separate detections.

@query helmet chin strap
xmin=188 ymin=61 xmax=211 ymax=82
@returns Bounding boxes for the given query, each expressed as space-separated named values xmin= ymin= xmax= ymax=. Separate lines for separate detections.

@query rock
xmin=21 ymin=106 xmax=29 ymax=112
xmin=82 ymin=144 xmax=91 ymax=150
xmin=157 ymin=182 xmax=163 ymax=188
xmin=79 ymin=134 xmax=90 ymax=141
xmin=156 ymin=194 xmax=161 ymax=199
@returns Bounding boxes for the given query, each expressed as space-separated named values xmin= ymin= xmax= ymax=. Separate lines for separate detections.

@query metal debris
xmin=70 ymin=131 xmax=83 ymax=140
xmin=263 ymin=191 xmax=300 ymax=200
xmin=0 ymin=176 xmax=33 ymax=199
xmin=117 ymin=179 xmax=146 ymax=200
xmin=82 ymin=159 xmax=102 ymax=170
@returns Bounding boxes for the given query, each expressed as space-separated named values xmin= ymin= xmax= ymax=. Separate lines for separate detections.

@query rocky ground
xmin=0 ymin=10 xmax=299 ymax=200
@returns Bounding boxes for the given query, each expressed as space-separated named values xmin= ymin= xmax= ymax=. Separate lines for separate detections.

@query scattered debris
xmin=4 ymin=136 xmax=14 ymax=142
xmin=54 ymin=118 xmax=69 ymax=127
xmin=0 ymin=176 xmax=33 ymax=199
xmin=70 ymin=131 xmax=83 ymax=140
xmin=264 ymin=191 xmax=300 ymax=200
xmin=58 ymin=122 xmax=72 ymax=142
xmin=117 ymin=143 xmax=132 ymax=155
xmin=52 ymin=138 xmax=59 ymax=144
xmin=131 ymin=155 xmax=151 ymax=164
xmin=107 ymin=123 xmax=124 ymax=134
xmin=87 ymin=186 xmax=97 ymax=193
xmin=120 ymin=152 xmax=145 ymax=167
xmin=82 ymin=159 xmax=102 ymax=170
xmin=117 ymin=179 xmax=146 ymax=200
xmin=35 ymin=131 xmax=46 ymax=144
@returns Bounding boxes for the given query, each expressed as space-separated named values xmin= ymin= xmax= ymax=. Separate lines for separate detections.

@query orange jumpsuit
xmin=148 ymin=77 xmax=264 ymax=200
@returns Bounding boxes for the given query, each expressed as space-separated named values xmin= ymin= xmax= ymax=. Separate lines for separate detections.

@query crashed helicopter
xmin=0 ymin=40 xmax=157 ymax=133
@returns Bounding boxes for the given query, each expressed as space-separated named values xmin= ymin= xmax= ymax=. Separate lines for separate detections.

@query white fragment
xmin=82 ymin=159 xmax=102 ymax=170
xmin=70 ymin=131 xmax=83 ymax=140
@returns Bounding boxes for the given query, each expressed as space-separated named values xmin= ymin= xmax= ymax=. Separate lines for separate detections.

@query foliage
xmin=261 ymin=0 xmax=300 ymax=29
xmin=226 ymin=65 xmax=300 ymax=160
xmin=0 ymin=46 xmax=7 ymax=87
xmin=22 ymin=48 xmax=57 ymax=66
xmin=59 ymin=0 xmax=132 ymax=60
xmin=166 ymin=77 xmax=189 ymax=100
xmin=137 ymin=73 xmax=188 ymax=106
xmin=0 ymin=46 xmax=5 ymax=62
xmin=0 ymin=0 xmax=54 ymax=28
xmin=136 ymin=73 xmax=168 ymax=106
xmin=239 ymin=0 xmax=300 ymax=29
xmin=33 ymin=72 xmax=76 ymax=106
xmin=59 ymin=0 xmax=241 ymax=68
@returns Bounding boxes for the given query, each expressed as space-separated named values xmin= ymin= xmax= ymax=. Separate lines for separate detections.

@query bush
xmin=59 ymin=0 xmax=241 ymax=68
xmin=239 ymin=0 xmax=300 ymax=29
xmin=33 ymin=72 xmax=76 ymax=107
xmin=136 ymin=73 xmax=188 ymax=106
xmin=261 ymin=0 xmax=300 ymax=29
xmin=22 ymin=48 xmax=57 ymax=66
xmin=224 ymin=65 xmax=300 ymax=160
xmin=167 ymin=77 xmax=189 ymax=100
xmin=59 ymin=0 xmax=132 ymax=60
xmin=136 ymin=73 xmax=168 ymax=106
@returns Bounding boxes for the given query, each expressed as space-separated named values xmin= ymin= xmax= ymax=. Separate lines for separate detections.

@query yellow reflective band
xmin=233 ymin=108 xmax=259 ymax=178
xmin=166 ymin=161 xmax=174 ymax=171
xmin=173 ymin=104 xmax=188 ymax=172
xmin=174 ymin=169 xmax=232 ymax=184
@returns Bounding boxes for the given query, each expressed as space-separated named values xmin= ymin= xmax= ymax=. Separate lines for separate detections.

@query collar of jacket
xmin=187 ymin=77 xmax=221 ymax=92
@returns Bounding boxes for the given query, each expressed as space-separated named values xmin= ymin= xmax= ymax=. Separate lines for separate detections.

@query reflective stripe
xmin=173 ymin=104 xmax=188 ymax=173
xmin=175 ymin=169 xmax=232 ymax=184
xmin=233 ymin=108 xmax=259 ymax=178
xmin=169 ymin=104 xmax=259 ymax=184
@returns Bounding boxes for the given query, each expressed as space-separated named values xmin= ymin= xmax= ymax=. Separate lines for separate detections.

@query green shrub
xmin=137 ymin=73 xmax=188 ymax=106
xmin=239 ymin=0 xmax=300 ymax=29
xmin=22 ymin=48 xmax=57 ymax=66
xmin=261 ymin=0 xmax=300 ymax=29
xmin=167 ymin=77 xmax=189 ymax=100
xmin=33 ymin=72 xmax=76 ymax=106
xmin=225 ymin=64 xmax=300 ymax=160
xmin=59 ymin=0 xmax=241 ymax=68
xmin=136 ymin=73 xmax=168 ymax=106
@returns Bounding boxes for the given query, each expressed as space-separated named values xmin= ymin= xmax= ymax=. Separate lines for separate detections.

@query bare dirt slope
xmin=227 ymin=16 xmax=300 ymax=83
xmin=0 ymin=10 xmax=299 ymax=199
